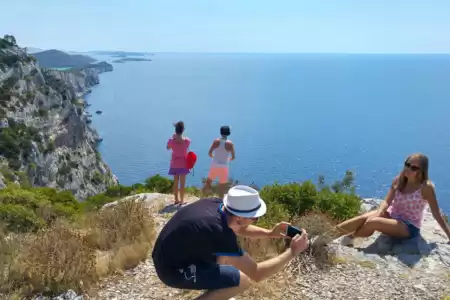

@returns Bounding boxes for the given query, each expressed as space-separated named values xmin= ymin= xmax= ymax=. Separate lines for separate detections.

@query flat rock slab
xmin=102 ymin=193 xmax=200 ymax=211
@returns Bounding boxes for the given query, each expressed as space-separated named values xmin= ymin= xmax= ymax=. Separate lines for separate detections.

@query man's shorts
xmin=208 ymin=166 xmax=229 ymax=184
xmin=155 ymin=262 xmax=240 ymax=290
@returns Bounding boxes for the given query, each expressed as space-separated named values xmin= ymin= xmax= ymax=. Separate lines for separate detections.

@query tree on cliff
xmin=3 ymin=34 xmax=16 ymax=45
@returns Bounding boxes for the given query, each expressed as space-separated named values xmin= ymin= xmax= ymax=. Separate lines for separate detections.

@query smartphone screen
xmin=286 ymin=225 xmax=302 ymax=238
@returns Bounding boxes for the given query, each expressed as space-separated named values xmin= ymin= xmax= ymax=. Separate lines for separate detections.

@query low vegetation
xmin=0 ymin=190 xmax=155 ymax=297
xmin=0 ymin=122 xmax=43 ymax=170
xmin=0 ymin=170 xmax=361 ymax=298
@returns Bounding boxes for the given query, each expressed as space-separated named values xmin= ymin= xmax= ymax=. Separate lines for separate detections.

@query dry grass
xmin=285 ymin=212 xmax=339 ymax=275
xmin=0 ymin=199 xmax=156 ymax=298
xmin=235 ymin=211 xmax=339 ymax=299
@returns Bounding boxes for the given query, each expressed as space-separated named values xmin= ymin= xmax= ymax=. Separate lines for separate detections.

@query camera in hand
xmin=286 ymin=225 xmax=302 ymax=238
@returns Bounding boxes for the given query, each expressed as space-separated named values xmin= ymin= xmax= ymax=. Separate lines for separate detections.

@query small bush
xmin=13 ymin=221 xmax=98 ymax=295
xmin=45 ymin=141 xmax=55 ymax=154
xmin=83 ymin=194 xmax=116 ymax=211
xmin=57 ymin=164 xmax=71 ymax=177
xmin=0 ymin=186 xmax=81 ymax=232
xmin=0 ymin=123 xmax=42 ymax=167
xmin=0 ymin=166 xmax=16 ymax=183
xmin=145 ymin=174 xmax=173 ymax=193
xmin=0 ymin=196 xmax=156 ymax=297
xmin=0 ymin=204 xmax=44 ymax=232
xmin=285 ymin=212 xmax=338 ymax=275
xmin=260 ymin=181 xmax=319 ymax=218
xmin=104 ymin=184 xmax=133 ymax=198
xmin=84 ymin=199 xmax=155 ymax=251
xmin=34 ymin=108 xmax=48 ymax=118
xmin=259 ymin=171 xmax=361 ymax=223
xmin=91 ymin=171 xmax=103 ymax=185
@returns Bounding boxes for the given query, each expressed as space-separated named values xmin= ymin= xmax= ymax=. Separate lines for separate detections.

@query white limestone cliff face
xmin=0 ymin=42 xmax=117 ymax=199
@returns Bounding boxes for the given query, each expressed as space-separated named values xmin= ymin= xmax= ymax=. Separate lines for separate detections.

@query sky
xmin=1 ymin=0 xmax=450 ymax=53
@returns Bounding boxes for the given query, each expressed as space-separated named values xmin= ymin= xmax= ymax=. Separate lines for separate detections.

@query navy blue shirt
xmin=152 ymin=198 xmax=243 ymax=269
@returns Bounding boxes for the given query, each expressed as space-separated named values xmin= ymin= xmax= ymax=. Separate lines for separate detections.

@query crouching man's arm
xmin=223 ymin=230 xmax=309 ymax=282
xmin=236 ymin=222 xmax=291 ymax=239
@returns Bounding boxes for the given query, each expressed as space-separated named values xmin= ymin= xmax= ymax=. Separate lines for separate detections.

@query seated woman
xmin=337 ymin=153 xmax=450 ymax=246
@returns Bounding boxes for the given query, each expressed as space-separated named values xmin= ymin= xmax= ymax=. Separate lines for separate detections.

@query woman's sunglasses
xmin=405 ymin=162 xmax=420 ymax=172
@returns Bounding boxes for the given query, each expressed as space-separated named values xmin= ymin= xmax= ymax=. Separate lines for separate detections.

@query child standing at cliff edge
xmin=167 ymin=121 xmax=191 ymax=205
xmin=202 ymin=125 xmax=235 ymax=199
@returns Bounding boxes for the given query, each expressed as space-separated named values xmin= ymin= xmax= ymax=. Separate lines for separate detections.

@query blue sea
xmin=85 ymin=53 xmax=450 ymax=214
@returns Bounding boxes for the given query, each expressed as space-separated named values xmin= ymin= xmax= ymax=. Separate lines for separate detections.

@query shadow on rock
xmin=158 ymin=204 xmax=181 ymax=214
xmin=357 ymin=234 xmax=438 ymax=267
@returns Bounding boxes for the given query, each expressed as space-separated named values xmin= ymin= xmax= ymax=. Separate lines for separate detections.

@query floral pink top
xmin=167 ymin=136 xmax=190 ymax=169
xmin=387 ymin=185 xmax=427 ymax=228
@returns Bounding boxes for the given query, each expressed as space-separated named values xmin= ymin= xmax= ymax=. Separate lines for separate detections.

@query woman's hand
xmin=269 ymin=222 xmax=291 ymax=239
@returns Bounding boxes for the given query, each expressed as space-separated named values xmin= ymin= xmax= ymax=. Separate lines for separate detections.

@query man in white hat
xmin=152 ymin=185 xmax=309 ymax=300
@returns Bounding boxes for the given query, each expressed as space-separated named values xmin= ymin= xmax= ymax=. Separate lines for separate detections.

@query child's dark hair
xmin=220 ymin=125 xmax=231 ymax=137
xmin=174 ymin=121 xmax=184 ymax=135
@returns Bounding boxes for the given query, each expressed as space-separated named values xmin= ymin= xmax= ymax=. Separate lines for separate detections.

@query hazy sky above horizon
xmin=1 ymin=0 xmax=450 ymax=53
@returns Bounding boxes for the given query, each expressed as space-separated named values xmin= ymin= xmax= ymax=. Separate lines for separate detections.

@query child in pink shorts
xmin=202 ymin=125 xmax=235 ymax=199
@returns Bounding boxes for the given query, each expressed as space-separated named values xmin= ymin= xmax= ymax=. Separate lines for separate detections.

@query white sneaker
xmin=340 ymin=235 xmax=354 ymax=247
xmin=229 ymin=298 xmax=236 ymax=300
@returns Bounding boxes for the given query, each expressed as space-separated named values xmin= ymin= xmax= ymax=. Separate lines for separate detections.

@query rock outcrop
xmin=0 ymin=37 xmax=117 ymax=199
xmin=297 ymin=199 xmax=450 ymax=300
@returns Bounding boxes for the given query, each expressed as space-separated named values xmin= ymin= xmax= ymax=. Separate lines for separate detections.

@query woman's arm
xmin=423 ymin=183 xmax=450 ymax=240
xmin=166 ymin=138 xmax=172 ymax=150
xmin=376 ymin=178 xmax=397 ymax=216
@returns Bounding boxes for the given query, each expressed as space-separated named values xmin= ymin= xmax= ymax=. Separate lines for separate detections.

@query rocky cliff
xmin=0 ymin=35 xmax=117 ymax=199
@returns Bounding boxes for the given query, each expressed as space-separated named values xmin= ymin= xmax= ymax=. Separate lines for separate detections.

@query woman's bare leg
xmin=173 ymin=175 xmax=180 ymax=204
xmin=179 ymin=174 xmax=187 ymax=204
xmin=354 ymin=217 xmax=410 ymax=238
xmin=336 ymin=210 xmax=379 ymax=236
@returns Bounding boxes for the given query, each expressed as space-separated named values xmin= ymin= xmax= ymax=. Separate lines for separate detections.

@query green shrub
xmin=83 ymin=193 xmax=116 ymax=211
xmin=255 ymin=198 xmax=291 ymax=229
xmin=0 ymin=166 xmax=16 ymax=183
xmin=16 ymin=171 xmax=31 ymax=188
xmin=0 ymin=55 xmax=20 ymax=67
xmin=0 ymin=204 xmax=45 ymax=232
xmin=45 ymin=140 xmax=55 ymax=153
xmin=0 ymin=122 xmax=42 ymax=168
xmin=36 ymin=108 xmax=48 ymax=117
xmin=0 ymin=186 xmax=81 ymax=233
xmin=8 ymin=159 xmax=21 ymax=170
xmin=185 ymin=186 xmax=201 ymax=196
xmin=57 ymin=163 xmax=71 ymax=176
xmin=259 ymin=181 xmax=319 ymax=218
xmin=91 ymin=171 xmax=104 ymax=185
xmin=104 ymin=185 xmax=133 ymax=198
xmin=0 ymin=187 xmax=45 ymax=210
xmin=259 ymin=171 xmax=362 ymax=222
xmin=314 ymin=189 xmax=361 ymax=221
xmin=145 ymin=174 xmax=173 ymax=193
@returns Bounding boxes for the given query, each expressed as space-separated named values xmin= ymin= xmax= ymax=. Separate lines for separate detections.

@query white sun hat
xmin=223 ymin=185 xmax=267 ymax=218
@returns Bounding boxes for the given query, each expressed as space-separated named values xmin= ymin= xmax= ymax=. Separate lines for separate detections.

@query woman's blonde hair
xmin=395 ymin=153 xmax=429 ymax=192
